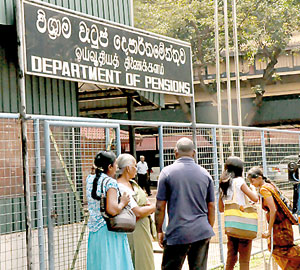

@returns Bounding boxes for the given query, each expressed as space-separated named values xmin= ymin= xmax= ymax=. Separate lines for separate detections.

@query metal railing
xmin=0 ymin=112 xmax=299 ymax=269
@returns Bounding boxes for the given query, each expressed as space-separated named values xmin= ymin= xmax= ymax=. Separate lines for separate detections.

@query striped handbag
xmin=224 ymin=184 xmax=258 ymax=240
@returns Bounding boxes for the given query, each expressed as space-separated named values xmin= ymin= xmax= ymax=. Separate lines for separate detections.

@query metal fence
xmin=0 ymin=115 xmax=27 ymax=270
xmin=0 ymin=113 xmax=300 ymax=269
xmin=162 ymin=124 xmax=300 ymax=268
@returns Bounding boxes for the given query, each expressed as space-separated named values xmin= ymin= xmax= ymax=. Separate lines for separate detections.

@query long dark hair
xmin=91 ymin=151 xmax=116 ymax=201
xmin=220 ymin=156 xmax=244 ymax=197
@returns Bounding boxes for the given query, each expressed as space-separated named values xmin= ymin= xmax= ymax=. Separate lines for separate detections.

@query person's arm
xmin=131 ymin=203 xmax=155 ymax=219
xmin=241 ymin=183 xmax=259 ymax=202
xmin=155 ymin=200 xmax=166 ymax=248
xmin=106 ymin=188 xmax=130 ymax=216
xmin=207 ymin=201 xmax=215 ymax=227
xmin=218 ymin=195 xmax=224 ymax=213
xmin=206 ymin=174 xmax=216 ymax=227
xmin=145 ymin=162 xmax=149 ymax=177
xmin=262 ymin=195 xmax=277 ymax=238
xmin=137 ymin=162 xmax=141 ymax=173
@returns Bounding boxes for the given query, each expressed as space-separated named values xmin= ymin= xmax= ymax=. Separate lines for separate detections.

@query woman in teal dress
xmin=86 ymin=151 xmax=134 ymax=270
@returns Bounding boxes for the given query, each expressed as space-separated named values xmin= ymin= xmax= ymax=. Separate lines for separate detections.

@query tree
xmin=134 ymin=0 xmax=300 ymax=124
xmin=134 ymin=0 xmax=216 ymax=93
xmin=236 ymin=0 xmax=300 ymax=124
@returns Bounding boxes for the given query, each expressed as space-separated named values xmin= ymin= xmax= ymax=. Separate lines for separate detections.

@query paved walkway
xmin=152 ymin=239 xmax=271 ymax=270
xmin=148 ymin=187 xmax=299 ymax=270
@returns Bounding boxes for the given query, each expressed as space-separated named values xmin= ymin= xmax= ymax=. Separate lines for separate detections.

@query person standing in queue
xmin=247 ymin=166 xmax=300 ymax=270
xmin=117 ymin=153 xmax=156 ymax=270
xmin=86 ymin=151 xmax=133 ymax=270
xmin=137 ymin=155 xmax=152 ymax=196
xmin=155 ymin=137 xmax=215 ymax=270
xmin=219 ymin=157 xmax=259 ymax=270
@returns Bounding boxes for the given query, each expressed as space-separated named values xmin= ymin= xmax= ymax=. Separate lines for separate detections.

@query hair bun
xmin=94 ymin=151 xmax=116 ymax=169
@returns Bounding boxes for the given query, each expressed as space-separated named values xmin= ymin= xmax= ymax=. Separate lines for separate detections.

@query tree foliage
xmin=134 ymin=0 xmax=217 ymax=93
xmin=134 ymin=0 xmax=300 ymax=124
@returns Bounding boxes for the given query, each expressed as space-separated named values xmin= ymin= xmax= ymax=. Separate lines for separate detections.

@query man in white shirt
xmin=137 ymin=155 xmax=151 ymax=196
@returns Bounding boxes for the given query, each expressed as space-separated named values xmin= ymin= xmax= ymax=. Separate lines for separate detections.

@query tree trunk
xmin=176 ymin=96 xmax=191 ymax=122
xmin=195 ymin=66 xmax=219 ymax=105
xmin=243 ymin=48 xmax=281 ymax=125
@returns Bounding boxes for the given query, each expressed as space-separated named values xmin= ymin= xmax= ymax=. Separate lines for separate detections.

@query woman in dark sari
xmin=247 ymin=166 xmax=300 ymax=270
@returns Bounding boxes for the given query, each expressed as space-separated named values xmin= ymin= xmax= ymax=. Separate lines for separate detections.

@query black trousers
xmin=137 ymin=173 xmax=151 ymax=195
xmin=162 ymin=238 xmax=210 ymax=270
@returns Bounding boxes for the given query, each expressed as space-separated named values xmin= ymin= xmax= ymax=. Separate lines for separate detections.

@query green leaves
xmin=134 ymin=0 xmax=300 ymax=96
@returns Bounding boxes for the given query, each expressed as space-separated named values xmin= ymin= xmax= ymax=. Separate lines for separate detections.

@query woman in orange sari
xmin=247 ymin=166 xmax=300 ymax=270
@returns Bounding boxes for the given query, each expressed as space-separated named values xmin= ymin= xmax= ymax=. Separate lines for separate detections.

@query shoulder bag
xmin=224 ymin=183 xmax=258 ymax=240
xmin=100 ymin=177 xmax=136 ymax=232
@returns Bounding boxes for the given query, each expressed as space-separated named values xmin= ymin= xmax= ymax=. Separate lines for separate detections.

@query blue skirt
xmin=87 ymin=225 xmax=134 ymax=270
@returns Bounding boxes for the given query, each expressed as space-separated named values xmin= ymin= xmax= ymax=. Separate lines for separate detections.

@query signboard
xmin=22 ymin=0 xmax=193 ymax=96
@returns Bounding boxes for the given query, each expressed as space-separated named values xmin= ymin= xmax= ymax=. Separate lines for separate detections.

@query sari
xmin=126 ymin=180 xmax=155 ymax=270
xmin=260 ymin=183 xmax=300 ymax=270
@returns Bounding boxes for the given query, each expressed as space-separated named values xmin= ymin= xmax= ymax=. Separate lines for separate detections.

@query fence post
xmin=116 ymin=126 xmax=121 ymax=156
xmin=158 ymin=125 xmax=164 ymax=171
xmin=44 ymin=121 xmax=55 ymax=270
xmin=260 ymin=130 xmax=268 ymax=262
xmin=158 ymin=125 xmax=168 ymax=232
xmin=71 ymin=128 xmax=77 ymax=191
xmin=261 ymin=131 xmax=268 ymax=177
xmin=33 ymin=119 xmax=46 ymax=270
xmin=16 ymin=0 xmax=33 ymax=268
xmin=192 ymin=126 xmax=198 ymax=163
xmin=298 ymin=135 xmax=300 ymax=233
xmin=105 ymin=128 xmax=110 ymax=150
xmin=190 ymin=75 xmax=198 ymax=162
xmin=213 ymin=127 xmax=225 ymax=265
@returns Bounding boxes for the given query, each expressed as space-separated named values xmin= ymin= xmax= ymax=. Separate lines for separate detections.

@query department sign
xmin=22 ymin=1 xmax=193 ymax=96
